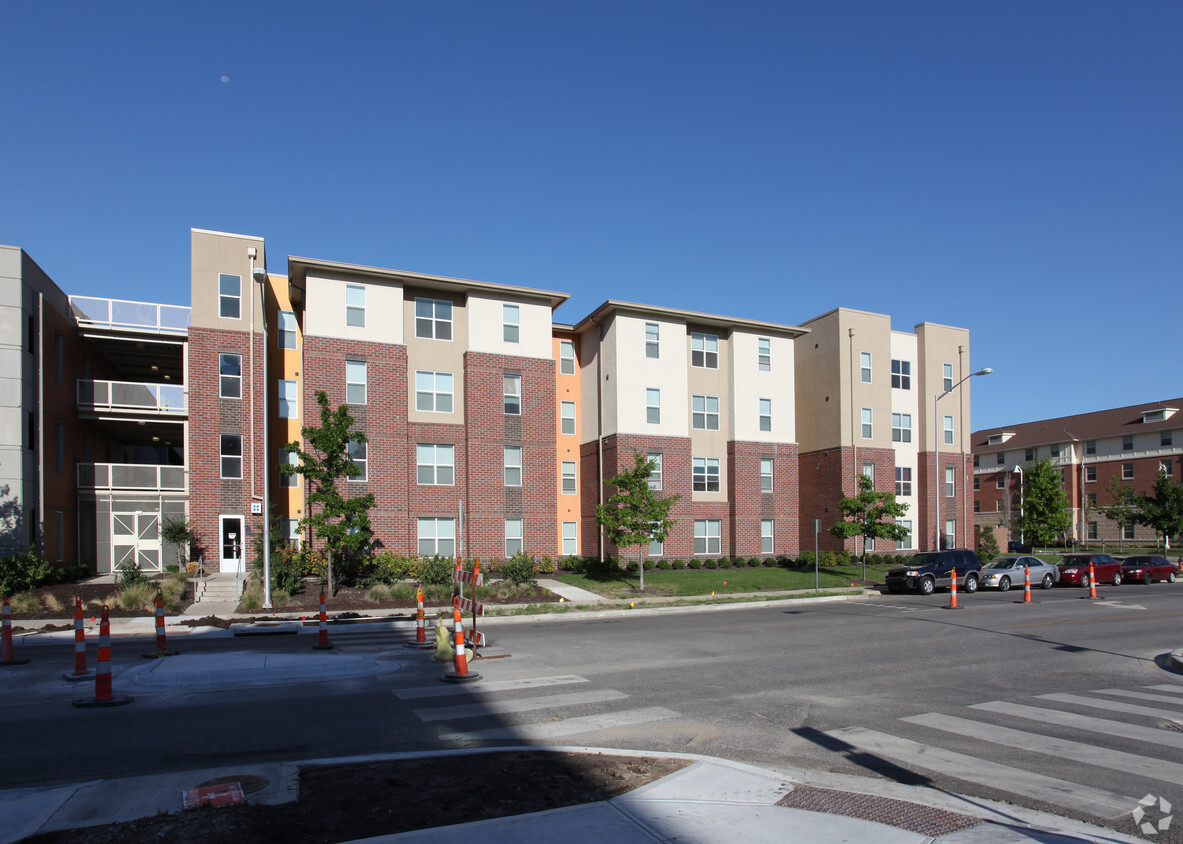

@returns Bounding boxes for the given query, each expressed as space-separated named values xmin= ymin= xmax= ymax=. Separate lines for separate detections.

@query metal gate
xmin=111 ymin=511 xmax=162 ymax=573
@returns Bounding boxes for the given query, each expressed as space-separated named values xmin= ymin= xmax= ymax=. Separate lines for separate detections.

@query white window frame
xmin=219 ymin=353 xmax=242 ymax=399
xmin=504 ymin=374 xmax=521 ymax=415
xmin=503 ymin=304 xmax=520 ymax=344
xmin=348 ymin=437 xmax=367 ymax=481
xmin=504 ymin=446 xmax=522 ymax=486
xmin=418 ymin=517 xmax=456 ymax=557
xmin=896 ymin=520 xmax=913 ymax=550
xmin=860 ymin=352 xmax=872 ymax=383
xmin=759 ymin=398 xmax=771 ymax=432
xmin=278 ymin=379 xmax=298 ymax=418
xmin=693 ymin=457 xmax=720 ymax=492
xmin=559 ymin=340 xmax=575 ymax=375
xmin=896 ymin=466 xmax=912 ymax=497
xmin=1122 ymin=462 xmax=1134 ymax=480
xmin=760 ymin=519 xmax=773 ymax=554
xmin=891 ymin=359 xmax=911 ymax=390
xmin=760 ymin=458 xmax=773 ymax=492
xmin=690 ymin=332 xmax=719 ymax=368
xmin=647 ymin=453 xmax=662 ymax=490
xmin=943 ymin=363 xmax=953 ymax=392
xmin=943 ymin=414 xmax=954 ymax=445
xmin=891 ymin=412 xmax=912 ymax=443
xmin=560 ymin=400 xmax=576 ymax=435
xmin=562 ymin=521 xmax=577 ymax=555
xmin=757 ymin=337 xmax=770 ymax=371
xmin=645 ymin=323 xmax=660 ymax=358
xmin=1085 ymin=466 xmax=1096 ymax=483
xmin=417 ymin=443 xmax=455 ymax=486
xmin=414 ymin=297 xmax=451 ymax=340
xmin=346 ymin=360 xmax=367 ymax=405
xmin=219 ymin=273 xmax=241 ymax=320
xmin=561 ymin=460 xmax=577 ymax=495
xmin=280 ymin=448 xmax=299 ymax=488
xmin=861 ymin=408 xmax=873 ymax=439
xmin=345 ymin=284 xmax=365 ymax=328
xmin=220 ymin=434 xmax=242 ymax=479
xmin=283 ymin=518 xmax=301 ymax=549
xmin=415 ymin=371 xmax=454 ymax=413
xmin=862 ymin=461 xmax=875 ymax=486
xmin=505 ymin=519 xmax=523 ymax=556
xmin=945 ymin=466 xmax=955 ymax=498
xmin=692 ymin=395 xmax=720 ymax=430
xmin=278 ymin=310 xmax=297 ymax=350
xmin=646 ymin=388 xmax=661 ymax=424
xmin=694 ymin=519 xmax=721 ymax=555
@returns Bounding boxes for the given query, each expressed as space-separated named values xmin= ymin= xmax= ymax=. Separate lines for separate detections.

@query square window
xmin=559 ymin=340 xmax=575 ymax=375
xmin=944 ymin=415 xmax=954 ymax=445
xmin=692 ymin=394 xmax=720 ymax=430
xmin=891 ymin=359 xmax=911 ymax=390
xmin=346 ymin=284 xmax=366 ymax=328
xmin=561 ymin=400 xmax=576 ymax=435
xmin=219 ymin=353 xmax=242 ymax=399
xmin=418 ymin=517 xmax=455 ymax=557
xmin=860 ymin=352 xmax=871 ymax=383
xmin=694 ymin=519 xmax=721 ymax=555
xmin=861 ymin=408 xmax=873 ymax=439
xmin=691 ymin=332 xmax=718 ymax=368
xmin=895 ymin=466 xmax=912 ymax=497
xmin=416 ymin=443 xmax=454 ymax=485
xmin=278 ymin=379 xmax=298 ymax=418
xmin=220 ymin=434 xmax=242 ymax=479
xmin=1087 ymin=492 xmax=1097 ymax=505
xmin=278 ymin=310 xmax=297 ymax=350
xmin=1122 ymin=462 xmax=1134 ymax=480
xmin=346 ymin=360 xmax=367 ymax=405
xmin=760 ymin=458 xmax=773 ymax=492
xmin=647 ymin=453 xmax=662 ymax=490
xmin=415 ymin=371 xmax=454 ymax=413
xmin=693 ymin=457 xmax=720 ymax=492
xmin=561 ymin=461 xmax=577 ymax=494
xmin=280 ymin=448 xmax=299 ymax=488
xmin=760 ymin=519 xmax=773 ymax=554
xmin=891 ymin=413 xmax=912 ymax=443
xmin=504 ymin=446 xmax=522 ymax=486
xmin=758 ymin=337 xmax=770 ymax=371
xmin=414 ymin=297 xmax=451 ymax=339
xmin=503 ymin=304 xmax=520 ymax=343
xmin=504 ymin=374 xmax=522 ymax=414
xmin=562 ymin=521 xmax=577 ymax=555
xmin=759 ymin=398 xmax=771 ymax=432
xmin=505 ymin=519 xmax=523 ymax=556
xmin=646 ymin=388 xmax=661 ymax=424
xmin=219 ymin=273 xmax=241 ymax=320
xmin=943 ymin=363 xmax=953 ymax=392
xmin=348 ymin=437 xmax=367 ymax=481
xmin=1050 ymin=443 xmax=1061 ymax=458
xmin=645 ymin=323 xmax=659 ymax=358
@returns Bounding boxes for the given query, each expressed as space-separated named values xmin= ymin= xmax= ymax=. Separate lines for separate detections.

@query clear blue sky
xmin=4 ymin=1 xmax=1179 ymax=431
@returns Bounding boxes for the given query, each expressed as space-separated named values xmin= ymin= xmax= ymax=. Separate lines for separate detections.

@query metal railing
xmin=77 ymin=379 xmax=186 ymax=415
xmin=77 ymin=463 xmax=187 ymax=492
xmin=70 ymin=295 xmax=189 ymax=335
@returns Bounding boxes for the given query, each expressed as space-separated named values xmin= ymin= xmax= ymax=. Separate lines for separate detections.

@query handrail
xmin=77 ymin=380 xmax=187 ymax=414
xmin=77 ymin=463 xmax=188 ymax=492
xmin=69 ymin=295 xmax=189 ymax=335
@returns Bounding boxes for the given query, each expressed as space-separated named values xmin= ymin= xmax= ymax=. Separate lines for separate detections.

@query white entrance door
xmin=111 ymin=512 xmax=163 ymax=574
xmin=220 ymin=515 xmax=245 ymax=573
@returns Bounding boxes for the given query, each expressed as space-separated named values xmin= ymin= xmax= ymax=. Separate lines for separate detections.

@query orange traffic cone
xmin=441 ymin=604 xmax=480 ymax=684
xmin=405 ymin=583 xmax=434 ymax=650
xmin=1084 ymin=560 xmax=1100 ymax=600
xmin=312 ymin=591 xmax=333 ymax=649
xmin=1022 ymin=567 xmax=1032 ymax=604
xmin=945 ymin=571 xmax=960 ymax=610
xmin=144 ymin=591 xmax=175 ymax=658
xmin=0 ymin=596 xmax=29 ymax=666
xmin=73 ymin=605 xmax=132 ymax=707
xmin=63 ymin=598 xmax=93 ymax=681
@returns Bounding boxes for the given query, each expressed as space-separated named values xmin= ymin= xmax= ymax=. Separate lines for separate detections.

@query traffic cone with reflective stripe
xmin=1084 ymin=559 xmax=1100 ymax=599
xmin=441 ymin=604 xmax=479 ymax=683
xmin=1022 ymin=567 xmax=1032 ymax=604
xmin=63 ymin=598 xmax=93 ymax=681
xmin=0 ymin=597 xmax=29 ymax=666
xmin=73 ymin=605 xmax=132 ymax=707
xmin=144 ymin=591 xmax=175 ymax=658
xmin=312 ymin=591 xmax=333 ymax=649
xmin=405 ymin=582 xmax=434 ymax=649
xmin=944 ymin=571 xmax=960 ymax=609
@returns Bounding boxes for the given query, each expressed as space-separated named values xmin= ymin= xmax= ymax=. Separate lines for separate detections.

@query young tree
xmin=1016 ymin=459 xmax=1072 ymax=548
xmin=828 ymin=473 xmax=910 ymax=580
xmin=596 ymin=452 xmax=680 ymax=591
xmin=1097 ymin=476 xmax=1139 ymax=551
xmin=282 ymin=391 xmax=374 ymax=595
xmin=976 ymin=527 xmax=1000 ymax=561
xmin=1133 ymin=468 xmax=1183 ymax=552
xmin=161 ymin=517 xmax=195 ymax=570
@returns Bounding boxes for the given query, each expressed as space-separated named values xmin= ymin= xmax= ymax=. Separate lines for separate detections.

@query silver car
xmin=980 ymin=556 xmax=1058 ymax=591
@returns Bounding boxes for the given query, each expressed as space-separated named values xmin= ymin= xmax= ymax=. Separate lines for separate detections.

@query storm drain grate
xmin=776 ymin=786 xmax=982 ymax=837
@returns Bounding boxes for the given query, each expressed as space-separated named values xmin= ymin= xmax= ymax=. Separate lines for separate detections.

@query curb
xmin=1169 ymin=647 xmax=1183 ymax=674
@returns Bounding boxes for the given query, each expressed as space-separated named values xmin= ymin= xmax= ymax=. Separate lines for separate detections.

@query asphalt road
xmin=4 ymin=582 xmax=1181 ymax=840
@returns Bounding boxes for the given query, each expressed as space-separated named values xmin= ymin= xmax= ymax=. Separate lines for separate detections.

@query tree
xmin=1016 ymin=459 xmax=1072 ymax=548
xmin=1133 ymin=468 xmax=1183 ymax=552
xmin=1097 ymin=476 xmax=1139 ymax=551
xmin=828 ymin=474 xmax=910 ymax=579
xmin=596 ymin=452 xmax=680 ymax=591
xmin=282 ymin=391 xmax=375 ymax=595
xmin=161 ymin=517 xmax=195 ymax=570
xmin=976 ymin=528 xmax=1000 ymax=560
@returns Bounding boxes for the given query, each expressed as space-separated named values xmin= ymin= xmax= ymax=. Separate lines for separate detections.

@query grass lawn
xmin=555 ymin=564 xmax=893 ymax=598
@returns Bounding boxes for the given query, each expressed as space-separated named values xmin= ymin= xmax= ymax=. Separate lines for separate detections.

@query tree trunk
xmin=638 ymin=545 xmax=645 ymax=591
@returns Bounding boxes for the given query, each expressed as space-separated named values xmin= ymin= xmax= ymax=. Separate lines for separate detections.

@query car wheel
xmin=1113 ymin=572 xmax=1122 ymax=586
xmin=1144 ymin=573 xmax=1152 ymax=585
xmin=964 ymin=574 xmax=979 ymax=594
xmin=1041 ymin=573 xmax=1053 ymax=590
xmin=1081 ymin=575 xmax=1091 ymax=588
xmin=1169 ymin=572 xmax=1177 ymax=583
xmin=919 ymin=577 xmax=934 ymax=595
xmin=998 ymin=576 xmax=1011 ymax=592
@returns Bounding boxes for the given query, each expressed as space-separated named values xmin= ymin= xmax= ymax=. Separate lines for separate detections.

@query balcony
xmin=78 ymin=463 xmax=187 ymax=493
xmin=77 ymin=380 xmax=186 ymax=416
xmin=70 ymin=296 xmax=190 ymax=336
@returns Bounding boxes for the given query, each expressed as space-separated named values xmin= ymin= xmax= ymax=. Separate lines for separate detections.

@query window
xmin=973 ymin=455 xmax=979 ymax=468
xmin=944 ymin=415 xmax=954 ymax=445
xmin=996 ymin=476 xmax=1006 ymax=489
xmin=417 ymin=444 xmax=454 ymax=485
xmin=943 ymin=363 xmax=953 ymax=392
xmin=415 ymin=371 xmax=454 ymax=413
xmin=559 ymin=340 xmax=575 ymax=374
xmin=896 ymin=520 xmax=913 ymax=550
xmin=645 ymin=323 xmax=659 ymax=358
xmin=562 ymin=521 xmax=577 ymax=555
xmin=344 ymin=438 xmax=368 ymax=480
xmin=505 ymin=519 xmax=523 ymax=556
xmin=691 ymin=332 xmax=718 ymax=368
xmin=1025 ymin=448 xmax=1034 ymax=462
xmin=54 ymin=423 xmax=63 ymax=472
xmin=974 ymin=477 xmax=979 ymax=491
xmin=1087 ymin=492 xmax=1097 ymax=505
xmin=996 ymin=452 xmax=1005 ymax=465
xmin=219 ymin=273 xmax=241 ymax=319
xmin=280 ymin=449 xmax=299 ymax=488
xmin=861 ymin=408 xmax=873 ymax=439
xmin=648 ymin=536 xmax=664 ymax=558
xmin=1085 ymin=466 xmax=1096 ymax=482
xmin=1123 ymin=522 xmax=1136 ymax=540
xmin=220 ymin=434 xmax=242 ymax=479
xmin=891 ymin=413 xmax=912 ymax=443
xmin=1162 ymin=459 xmax=1174 ymax=477
xmin=974 ymin=500 xmax=980 ymax=513
xmin=759 ymin=398 xmax=772 ymax=432
xmin=561 ymin=461 xmax=577 ymax=494
xmin=945 ymin=466 xmax=955 ymax=498
xmin=345 ymin=284 xmax=365 ymax=328
xmin=862 ymin=461 xmax=875 ymax=486
xmin=647 ymin=453 xmax=662 ymax=490
xmin=760 ymin=519 xmax=774 ymax=554
xmin=944 ymin=519 xmax=955 ymax=548
xmin=860 ymin=352 xmax=871 ymax=383
xmin=1050 ymin=443 xmax=1061 ymax=458
xmin=277 ymin=379 xmax=298 ymax=418
xmin=693 ymin=457 xmax=720 ymax=492
xmin=758 ymin=337 xmax=770 ymax=371
xmin=1087 ymin=521 xmax=1098 ymax=540
xmin=278 ymin=310 xmax=297 ymax=349
xmin=1122 ymin=462 xmax=1134 ymax=480
xmin=891 ymin=359 xmax=911 ymax=389
xmin=646 ymin=388 xmax=661 ymax=424
xmin=219 ymin=353 xmax=242 ymax=399
xmin=694 ymin=519 xmax=721 ymax=555
xmin=504 ymin=374 xmax=521 ymax=414
xmin=504 ymin=446 xmax=522 ymax=486
xmin=1162 ymin=431 xmax=1173 ymax=447
xmin=418 ymin=517 xmax=455 ymax=557
xmin=414 ymin=297 xmax=451 ymax=339
xmin=503 ymin=304 xmax=520 ymax=343
xmin=560 ymin=401 xmax=576 ymax=435
xmin=895 ymin=467 xmax=912 ymax=496
xmin=1122 ymin=435 xmax=1133 ymax=451
xmin=1086 ymin=439 xmax=1097 ymax=455
xmin=692 ymin=395 xmax=720 ymax=430
xmin=344 ymin=360 xmax=367 ymax=405
xmin=760 ymin=458 xmax=773 ymax=493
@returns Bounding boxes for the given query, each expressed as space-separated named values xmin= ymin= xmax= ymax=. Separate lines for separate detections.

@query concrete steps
xmin=192 ymin=573 xmax=243 ymax=604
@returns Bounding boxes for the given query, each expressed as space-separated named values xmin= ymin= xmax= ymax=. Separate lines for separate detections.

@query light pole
xmin=252 ymin=266 xmax=272 ymax=609
xmin=933 ymin=367 xmax=992 ymax=550
xmin=1159 ymin=463 xmax=1170 ymax=552
xmin=1012 ymin=464 xmax=1024 ymax=548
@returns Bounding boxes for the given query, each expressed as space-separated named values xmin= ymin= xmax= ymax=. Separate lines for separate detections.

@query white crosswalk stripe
xmin=1083 ymin=688 xmax=1183 ymax=706
xmin=415 ymin=690 xmax=627 ymax=722
xmin=971 ymin=700 xmax=1183 ymax=749
xmin=438 ymin=707 xmax=680 ymax=741
xmin=395 ymin=674 xmax=590 ymax=699
xmin=1037 ymin=692 xmax=1183 ymax=720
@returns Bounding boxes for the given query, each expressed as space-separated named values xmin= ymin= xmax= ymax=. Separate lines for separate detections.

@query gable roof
xmin=972 ymin=399 xmax=1183 ymax=452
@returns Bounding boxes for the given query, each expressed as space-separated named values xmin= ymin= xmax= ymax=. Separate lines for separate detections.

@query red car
xmin=1057 ymin=554 xmax=1122 ymax=587
xmin=1120 ymin=555 xmax=1178 ymax=584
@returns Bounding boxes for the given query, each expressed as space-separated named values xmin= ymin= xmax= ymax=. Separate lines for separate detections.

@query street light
xmin=933 ymin=367 xmax=992 ymax=549
xmin=1159 ymin=463 xmax=1171 ymax=553
xmin=252 ymin=265 xmax=272 ymax=610
xmin=1012 ymin=465 xmax=1024 ymax=548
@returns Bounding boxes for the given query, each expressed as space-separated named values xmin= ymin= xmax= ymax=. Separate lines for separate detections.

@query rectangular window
xmin=54 ymin=423 xmax=63 ymax=472
xmin=895 ymin=467 xmax=912 ymax=497
xmin=562 ymin=521 xmax=577 ymax=555
xmin=220 ymin=434 xmax=242 ymax=479
xmin=503 ymin=304 xmax=520 ymax=343
xmin=761 ymin=458 xmax=773 ymax=492
xmin=348 ymin=437 xmax=367 ymax=481
xmin=891 ymin=359 xmax=911 ymax=389
xmin=504 ymin=374 xmax=521 ymax=414
xmin=760 ymin=519 xmax=774 ymax=554
xmin=278 ymin=379 xmax=298 ymax=418
xmin=415 ymin=371 xmax=454 ymax=413
xmin=219 ymin=273 xmax=242 ymax=319
xmin=996 ymin=475 xmax=1005 ymax=489
xmin=943 ymin=363 xmax=953 ymax=392
xmin=1122 ymin=462 xmax=1134 ymax=480
xmin=345 ymin=284 xmax=365 ymax=327
xmin=560 ymin=400 xmax=576 ymax=435
xmin=974 ymin=477 xmax=980 ymax=491
xmin=559 ymin=340 xmax=575 ymax=374
xmin=505 ymin=519 xmax=523 ymax=556
xmin=416 ymin=444 xmax=454 ymax=485
xmin=282 ymin=519 xmax=301 ymax=549
xmin=693 ymin=457 xmax=720 ymax=492
xmin=862 ymin=461 xmax=875 ymax=487
xmin=996 ymin=452 xmax=1005 ymax=465
xmin=561 ymin=460 xmax=577 ymax=494
xmin=1050 ymin=443 xmax=1061 ymax=458
xmin=646 ymin=388 xmax=661 ymax=424
xmin=694 ymin=519 xmax=721 ymax=555
xmin=1085 ymin=466 xmax=1096 ymax=482
xmin=692 ymin=395 xmax=720 ymax=430
xmin=647 ymin=453 xmax=662 ymax=490
xmin=944 ymin=519 xmax=955 ymax=548
xmin=1025 ymin=448 xmax=1034 ymax=462
xmin=944 ymin=415 xmax=954 ymax=445
xmin=1162 ymin=459 xmax=1174 ymax=477
xmin=219 ymin=353 xmax=242 ymax=399
xmin=1122 ymin=435 xmax=1133 ymax=451
xmin=891 ymin=413 xmax=912 ymax=443
xmin=418 ymin=517 xmax=456 ymax=557
xmin=645 ymin=323 xmax=660 ymax=358
xmin=758 ymin=337 xmax=770 ymax=371
xmin=1162 ymin=430 xmax=1174 ymax=447
xmin=896 ymin=520 xmax=913 ymax=550
xmin=759 ymin=398 xmax=772 ymax=432
xmin=504 ymin=446 xmax=522 ymax=486
xmin=1087 ymin=521 xmax=1098 ymax=540
xmin=945 ymin=466 xmax=955 ymax=498
xmin=343 ymin=360 xmax=367 ymax=405
xmin=974 ymin=500 xmax=980 ymax=513
xmin=648 ymin=536 xmax=664 ymax=557
xmin=1086 ymin=439 xmax=1097 ymax=455
xmin=861 ymin=408 xmax=873 ymax=439
xmin=278 ymin=310 xmax=297 ymax=350
xmin=414 ymin=297 xmax=451 ymax=339
xmin=690 ymin=332 xmax=718 ymax=368
xmin=1087 ymin=492 xmax=1097 ymax=505
xmin=1123 ymin=522 xmax=1136 ymax=540
xmin=860 ymin=352 xmax=871 ymax=383
xmin=280 ymin=448 xmax=299 ymax=488
xmin=974 ymin=455 xmax=980 ymax=468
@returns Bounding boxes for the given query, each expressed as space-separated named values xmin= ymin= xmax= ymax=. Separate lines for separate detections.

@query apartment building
xmin=972 ymin=399 xmax=1183 ymax=548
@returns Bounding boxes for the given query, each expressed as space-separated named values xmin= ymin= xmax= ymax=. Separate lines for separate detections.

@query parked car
xmin=1056 ymin=554 xmax=1122 ymax=587
xmin=980 ymin=556 xmax=1058 ymax=591
xmin=1119 ymin=555 xmax=1178 ymax=584
xmin=885 ymin=549 xmax=982 ymax=595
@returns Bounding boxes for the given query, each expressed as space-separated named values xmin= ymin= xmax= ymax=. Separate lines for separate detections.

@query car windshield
xmin=1059 ymin=557 xmax=1088 ymax=566
xmin=908 ymin=553 xmax=942 ymax=567
xmin=1123 ymin=557 xmax=1148 ymax=565
xmin=985 ymin=559 xmax=1014 ymax=569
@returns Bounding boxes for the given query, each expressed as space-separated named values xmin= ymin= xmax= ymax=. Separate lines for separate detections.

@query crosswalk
xmin=825 ymin=683 xmax=1183 ymax=820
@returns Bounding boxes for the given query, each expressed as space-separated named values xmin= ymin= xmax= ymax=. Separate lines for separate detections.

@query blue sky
xmin=3 ymin=1 xmax=1180 ymax=431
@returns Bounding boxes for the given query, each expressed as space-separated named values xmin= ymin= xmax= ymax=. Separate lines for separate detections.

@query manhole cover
xmin=197 ymin=774 xmax=270 ymax=794
xmin=777 ymin=786 xmax=982 ymax=837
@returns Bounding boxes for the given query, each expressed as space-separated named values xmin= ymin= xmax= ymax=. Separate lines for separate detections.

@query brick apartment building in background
xmin=1 ymin=228 xmax=982 ymax=574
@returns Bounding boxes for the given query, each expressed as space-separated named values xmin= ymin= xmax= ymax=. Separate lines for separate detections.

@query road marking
xmin=1014 ymin=610 xmax=1183 ymax=628
xmin=1085 ymin=688 xmax=1183 ymax=707
xmin=824 ymin=726 xmax=1136 ymax=818
xmin=415 ymin=690 xmax=627 ymax=722
xmin=394 ymin=674 xmax=589 ymax=700
xmin=1037 ymin=693 xmax=1183 ymax=720
xmin=438 ymin=706 xmax=679 ymax=741
xmin=1144 ymin=685 xmax=1183 ymax=694
xmin=901 ymin=712 xmax=1183 ymax=785
xmin=970 ymin=701 xmax=1183 ymax=749
xmin=1093 ymin=602 xmax=1146 ymax=610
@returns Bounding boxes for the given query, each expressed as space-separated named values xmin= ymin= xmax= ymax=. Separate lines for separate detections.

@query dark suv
xmin=885 ymin=549 xmax=983 ymax=595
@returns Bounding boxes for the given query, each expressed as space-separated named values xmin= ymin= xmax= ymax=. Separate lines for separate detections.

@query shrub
xmin=762 ymin=557 xmax=775 ymax=567
xmin=671 ymin=559 xmax=685 ymax=570
xmin=717 ymin=557 xmax=731 ymax=569
xmin=370 ymin=551 xmax=418 ymax=585
xmin=114 ymin=582 xmax=156 ymax=611
xmin=656 ymin=560 xmax=672 ymax=570
xmin=625 ymin=561 xmax=639 ymax=574
xmin=688 ymin=559 xmax=702 ymax=570
xmin=419 ymin=555 xmax=454 ymax=586
xmin=747 ymin=557 xmax=760 ymax=568
xmin=500 ymin=552 xmax=538 ymax=586
xmin=0 ymin=549 xmax=51 ymax=595
xmin=704 ymin=559 xmax=718 ymax=569
xmin=8 ymin=592 xmax=43 ymax=613
xmin=536 ymin=554 xmax=556 ymax=575
xmin=116 ymin=560 xmax=150 ymax=590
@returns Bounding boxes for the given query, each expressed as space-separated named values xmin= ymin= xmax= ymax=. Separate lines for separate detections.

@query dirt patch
xmin=24 ymin=751 xmax=690 ymax=843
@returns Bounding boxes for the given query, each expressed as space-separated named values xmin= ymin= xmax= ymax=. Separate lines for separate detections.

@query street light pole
xmin=933 ymin=367 xmax=992 ymax=550
xmin=253 ymin=266 xmax=272 ymax=610
xmin=1013 ymin=464 xmax=1024 ymax=548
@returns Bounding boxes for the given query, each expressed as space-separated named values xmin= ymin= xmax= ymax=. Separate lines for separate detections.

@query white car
xmin=980 ymin=556 xmax=1058 ymax=591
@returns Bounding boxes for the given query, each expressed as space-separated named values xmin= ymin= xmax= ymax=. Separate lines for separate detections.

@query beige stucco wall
xmin=606 ymin=312 xmax=688 ymax=437
xmin=731 ymin=330 xmax=795 ymax=443
xmin=303 ymin=273 xmax=405 ymax=346
xmin=189 ymin=229 xmax=266 ymax=334
xmin=466 ymin=293 xmax=552 ymax=360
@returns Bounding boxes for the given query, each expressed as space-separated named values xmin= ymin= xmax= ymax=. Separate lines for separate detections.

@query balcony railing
xmin=70 ymin=296 xmax=190 ymax=335
xmin=78 ymin=463 xmax=187 ymax=492
xmin=77 ymin=380 xmax=187 ymax=415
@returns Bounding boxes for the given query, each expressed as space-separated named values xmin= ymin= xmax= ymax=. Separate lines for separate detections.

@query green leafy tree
xmin=596 ymin=452 xmax=680 ymax=591
xmin=161 ymin=517 xmax=195 ymax=569
xmin=828 ymin=474 xmax=909 ymax=579
xmin=1133 ymin=468 xmax=1183 ymax=552
xmin=1016 ymin=459 xmax=1072 ymax=547
xmin=1097 ymin=476 xmax=1139 ymax=551
xmin=976 ymin=528 xmax=1000 ymax=560
xmin=282 ymin=391 xmax=375 ymax=595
